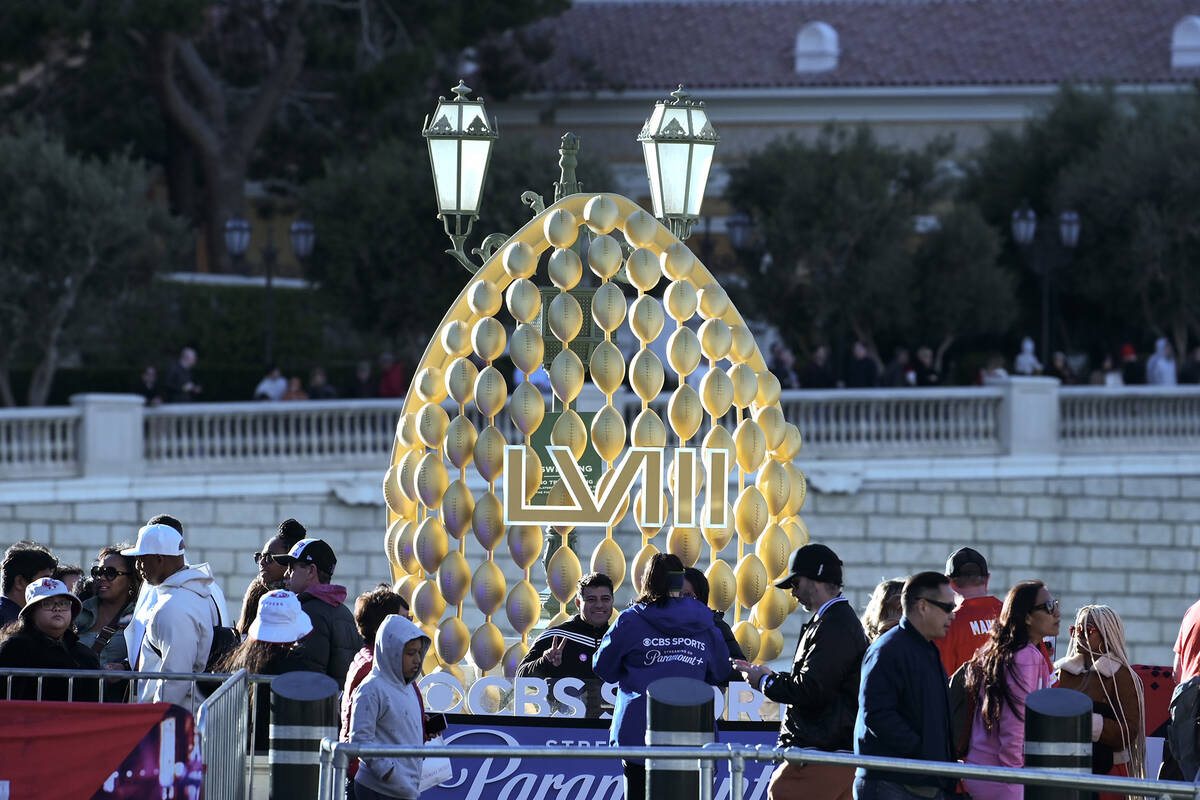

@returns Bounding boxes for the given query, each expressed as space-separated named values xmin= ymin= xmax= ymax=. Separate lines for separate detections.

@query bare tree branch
xmin=148 ymin=32 xmax=222 ymax=160
xmin=176 ymin=39 xmax=227 ymax=124
xmin=237 ymin=1 xmax=308 ymax=156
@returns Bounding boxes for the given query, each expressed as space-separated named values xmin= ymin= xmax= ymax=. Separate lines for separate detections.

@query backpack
xmin=948 ymin=661 xmax=975 ymax=760
xmin=197 ymin=597 xmax=239 ymax=698
xmin=1167 ymin=674 xmax=1200 ymax=780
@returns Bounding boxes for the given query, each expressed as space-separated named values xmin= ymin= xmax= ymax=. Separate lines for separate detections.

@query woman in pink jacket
xmin=962 ymin=580 xmax=1060 ymax=800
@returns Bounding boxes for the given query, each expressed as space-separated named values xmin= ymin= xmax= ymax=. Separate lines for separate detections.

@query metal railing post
xmin=731 ymin=749 xmax=745 ymax=800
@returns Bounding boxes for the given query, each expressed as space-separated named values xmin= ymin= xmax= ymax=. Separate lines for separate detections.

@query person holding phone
xmin=734 ymin=544 xmax=868 ymax=800
xmin=594 ymin=553 xmax=729 ymax=800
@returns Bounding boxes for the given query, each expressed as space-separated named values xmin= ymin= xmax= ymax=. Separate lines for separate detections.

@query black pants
xmin=623 ymin=761 xmax=644 ymax=800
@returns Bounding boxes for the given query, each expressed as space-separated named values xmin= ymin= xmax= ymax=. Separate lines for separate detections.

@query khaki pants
xmin=768 ymin=761 xmax=855 ymax=800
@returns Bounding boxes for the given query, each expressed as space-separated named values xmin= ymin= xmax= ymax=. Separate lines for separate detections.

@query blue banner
xmin=425 ymin=716 xmax=779 ymax=800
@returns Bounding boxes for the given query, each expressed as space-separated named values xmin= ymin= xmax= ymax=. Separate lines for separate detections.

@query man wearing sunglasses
xmin=854 ymin=571 xmax=957 ymax=800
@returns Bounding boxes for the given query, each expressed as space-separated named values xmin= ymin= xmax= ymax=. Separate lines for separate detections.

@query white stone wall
xmin=2 ymin=457 xmax=1197 ymax=666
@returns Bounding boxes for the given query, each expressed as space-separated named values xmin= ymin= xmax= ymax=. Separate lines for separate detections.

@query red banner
xmin=0 ymin=701 xmax=201 ymax=800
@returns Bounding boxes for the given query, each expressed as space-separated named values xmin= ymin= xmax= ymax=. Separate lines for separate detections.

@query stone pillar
xmin=991 ymin=377 xmax=1060 ymax=456
xmin=70 ymin=394 xmax=145 ymax=478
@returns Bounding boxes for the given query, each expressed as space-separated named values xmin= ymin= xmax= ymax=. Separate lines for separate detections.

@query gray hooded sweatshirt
xmin=349 ymin=614 xmax=430 ymax=799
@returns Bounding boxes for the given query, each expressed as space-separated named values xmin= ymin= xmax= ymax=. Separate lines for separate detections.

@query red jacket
xmin=936 ymin=595 xmax=1002 ymax=676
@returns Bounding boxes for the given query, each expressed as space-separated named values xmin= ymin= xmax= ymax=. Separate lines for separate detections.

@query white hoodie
xmin=134 ymin=563 xmax=223 ymax=710
xmin=350 ymin=615 xmax=430 ymax=799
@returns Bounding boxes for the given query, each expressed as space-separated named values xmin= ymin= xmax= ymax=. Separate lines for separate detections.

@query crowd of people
xmin=769 ymin=336 xmax=1200 ymax=390
xmin=2 ymin=523 xmax=1196 ymax=800
xmin=135 ymin=348 xmax=414 ymax=406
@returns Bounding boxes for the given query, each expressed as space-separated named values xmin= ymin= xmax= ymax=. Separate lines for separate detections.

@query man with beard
xmin=735 ymin=544 xmax=868 ymax=800
xmin=517 ymin=572 xmax=615 ymax=716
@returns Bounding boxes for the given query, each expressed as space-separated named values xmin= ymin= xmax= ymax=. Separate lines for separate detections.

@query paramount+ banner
xmin=427 ymin=717 xmax=778 ymax=800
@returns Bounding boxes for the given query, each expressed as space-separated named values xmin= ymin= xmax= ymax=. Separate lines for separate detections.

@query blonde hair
xmin=861 ymin=578 xmax=904 ymax=641
xmin=1064 ymin=604 xmax=1146 ymax=780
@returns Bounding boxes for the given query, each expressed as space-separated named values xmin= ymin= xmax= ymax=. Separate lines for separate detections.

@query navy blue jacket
xmin=593 ymin=597 xmax=729 ymax=748
xmin=854 ymin=617 xmax=954 ymax=788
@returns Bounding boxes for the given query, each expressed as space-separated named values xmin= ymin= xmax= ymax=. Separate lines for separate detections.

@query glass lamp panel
xmin=458 ymin=140 xmax=492 ymax=214
xmin=289 ymin=220 xmax=315 ymax=258
xmin=686 ymin=143 xmax=716 ymax=216
xmin=657 ymin=142 xmax=692 ymax=215
xmin=689 ymin=107 xmax=710 ymax=136
xmin=224 ymin=218 xmax=250 ymax=257
xmin=462 ymin=104 xmax=492 ymax=136
xmin=429 ymin=139 xmax=461 ymax=213
xmin=642 ymin=141 xmax=664 ymax=217
xmin=659 ymin=106 xmax=689 ymax=138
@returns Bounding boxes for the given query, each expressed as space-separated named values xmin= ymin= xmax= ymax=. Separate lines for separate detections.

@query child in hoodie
xmin=349 ymin=614 xmax=430 ymax=800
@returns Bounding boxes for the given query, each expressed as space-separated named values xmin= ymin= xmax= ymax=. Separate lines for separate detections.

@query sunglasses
xmin=1070 ymin=624 xmax=1098 ymax=637
xmin=922 ymin=597 xmax=956 ymax=614
xmin=1034 ymin=598 xmax=1060 ymax=615
xmin=90 ymin=566 xmax=131 ymax=580
xmin=254 ymin=553 xmax=286 ymax=565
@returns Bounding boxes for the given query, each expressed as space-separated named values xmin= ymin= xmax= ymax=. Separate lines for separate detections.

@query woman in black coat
xmin=0 ymin=578 xmax=101 ymax=701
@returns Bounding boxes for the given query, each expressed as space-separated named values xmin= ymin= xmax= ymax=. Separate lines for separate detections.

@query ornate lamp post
xmin=638 ymin=86 xmax=720 ymax=241
xmin=1011 ymin=204 xmax=1080 ymax=367
xmin=224 ymin=214 xmax=316 ymax=366
xmin=420 ymin=81 xmax=719 ymax=607
xmin=422 ymin=81 xmax=499 ymax=274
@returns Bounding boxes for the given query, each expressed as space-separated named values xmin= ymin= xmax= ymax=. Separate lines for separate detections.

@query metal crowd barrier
xmin=197 ymin=669 xmax=250 ymax=800
xmin=319 ymin=740 xmax=1200 ymax=800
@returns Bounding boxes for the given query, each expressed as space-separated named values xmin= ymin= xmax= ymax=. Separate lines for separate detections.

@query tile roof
xmin=517 ymin=0 xmax=1200 ymax=91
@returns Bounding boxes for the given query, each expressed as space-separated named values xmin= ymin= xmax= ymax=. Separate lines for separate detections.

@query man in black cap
xmin=935 ymin=546 xmax=1001 ymax=676
xmin=280 ymin=538 xmax=363 ymax=684
xmin=733 ymin=544 xmax=868 ymax=800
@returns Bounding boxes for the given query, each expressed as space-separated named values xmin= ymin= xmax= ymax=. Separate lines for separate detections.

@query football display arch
xmin=381 ymin=192 xmax=811 ymax=684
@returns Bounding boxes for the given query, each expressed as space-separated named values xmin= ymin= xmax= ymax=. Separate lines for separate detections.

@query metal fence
xmin=319 ymin=740 xmax=1200 ymax=800
xmin=197 ymin=669 xmax=250 ymax=800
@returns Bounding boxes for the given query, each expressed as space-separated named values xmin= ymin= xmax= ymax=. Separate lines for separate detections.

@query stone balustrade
xmin=2 ymin=380 xmax=1200 ymax=479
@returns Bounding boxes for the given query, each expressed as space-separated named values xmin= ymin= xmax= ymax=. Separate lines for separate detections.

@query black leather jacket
xmin=763 ymin=596 xmax=868 ymax=750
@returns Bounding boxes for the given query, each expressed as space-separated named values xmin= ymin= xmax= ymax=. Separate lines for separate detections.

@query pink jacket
xmin=964 ymin=643 xmax=1054 ymax=800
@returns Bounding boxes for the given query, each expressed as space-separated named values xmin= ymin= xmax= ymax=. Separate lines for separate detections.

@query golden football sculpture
xmin=383 ymin=193 xmax=809 ymax=679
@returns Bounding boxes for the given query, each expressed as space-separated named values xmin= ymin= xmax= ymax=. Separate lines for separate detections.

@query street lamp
xmin=638 ymin=85 xmax=720 ymax=241
xmin=225 ymin=214 xmax=316 ymax=366
xmin=1010 ymin=204 xmax=1080 ymax=367
xmin=422 ymin=81 xmax=499 ymax=274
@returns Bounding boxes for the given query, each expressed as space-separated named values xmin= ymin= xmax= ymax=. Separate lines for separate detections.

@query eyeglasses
xmin=254 ymin=553 xmax=285 ymax=565
xmin=1034 ymin=599 xmax=1060 ymax=615
xmin=42 ymin=600 xmax=73 ymax=612
xmin=922 ymin=597 xmax=956 ymax=614
xmin=90 ymin=566 xmax=131 ymax=580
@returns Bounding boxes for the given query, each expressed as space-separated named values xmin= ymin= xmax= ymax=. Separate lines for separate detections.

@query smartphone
xmin=425 ymin=713 xmax=448 ymax=738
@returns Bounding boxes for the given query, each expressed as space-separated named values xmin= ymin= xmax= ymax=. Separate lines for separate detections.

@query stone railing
xmin=0 ymin=405 xmax=81 ymax=478
xmin=1059 ymin=385 xmax=1200 ymax=453
xmin=1 ymin=380 xmax=1198 ymax=479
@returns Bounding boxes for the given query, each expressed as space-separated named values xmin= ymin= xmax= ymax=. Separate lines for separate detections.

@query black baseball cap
xmin=278 ymin=538 xmax=337 ymax=576
xmin=945 ymin=547 xmax=988 ymax=579
xmin=775 ymin=543 xmax=843 ymax=589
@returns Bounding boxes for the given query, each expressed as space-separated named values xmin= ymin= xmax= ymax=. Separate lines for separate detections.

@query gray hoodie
xmin=349 ymin=615 xmax=430 ymax=799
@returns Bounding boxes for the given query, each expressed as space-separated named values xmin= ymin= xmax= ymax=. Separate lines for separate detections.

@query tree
xmin=1056 ymin=94 xmax=1200 ymax=358
xmin=303 ymin=133 xmax=604 ymax=349
xmin=0 ymin=126 xmax=185 ymax=406
xmin=910 ymin=206 xmax=1016 ymax=367
xmin=725 ymin=126 xmax=952 ymax=361
xmin=1 ymin=0 xmax=569 ymax=272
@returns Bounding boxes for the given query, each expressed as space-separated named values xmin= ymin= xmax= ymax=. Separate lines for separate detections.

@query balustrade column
xmin=989 ymin=377 xmax=1060 ymax=456
xmin=70 ymin=394 xmax=146 ymax=478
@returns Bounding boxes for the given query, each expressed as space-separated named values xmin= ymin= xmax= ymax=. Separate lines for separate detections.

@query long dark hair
xmin=637 ymin=553 xmax=684 ymax=607
xmin=96 ymin=544 xmax=143 ymax=605
xmin=216 ymin=637 xmax=295 ymax=675
xmin=965 ymin=580 xmax=1045 ymax=731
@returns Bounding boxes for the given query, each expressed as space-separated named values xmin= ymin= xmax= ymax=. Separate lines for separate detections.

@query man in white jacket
xmin=122 ymin=523 xmax=223 ymax=711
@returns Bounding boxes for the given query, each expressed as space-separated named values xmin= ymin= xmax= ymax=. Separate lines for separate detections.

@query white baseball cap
xmin=22 ymin=577 xmax=82 ymax=619
xmin=248 ymin=590 xmax=314 ymax=643
xmin=120 ymin=523 xmax=186 ymax=557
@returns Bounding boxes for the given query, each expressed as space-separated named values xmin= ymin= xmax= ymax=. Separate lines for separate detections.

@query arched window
xmin=1171 ymin=16 xmax=1200 ymax=68
xmin=795 ymin=21 xmax=839 ymax=73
